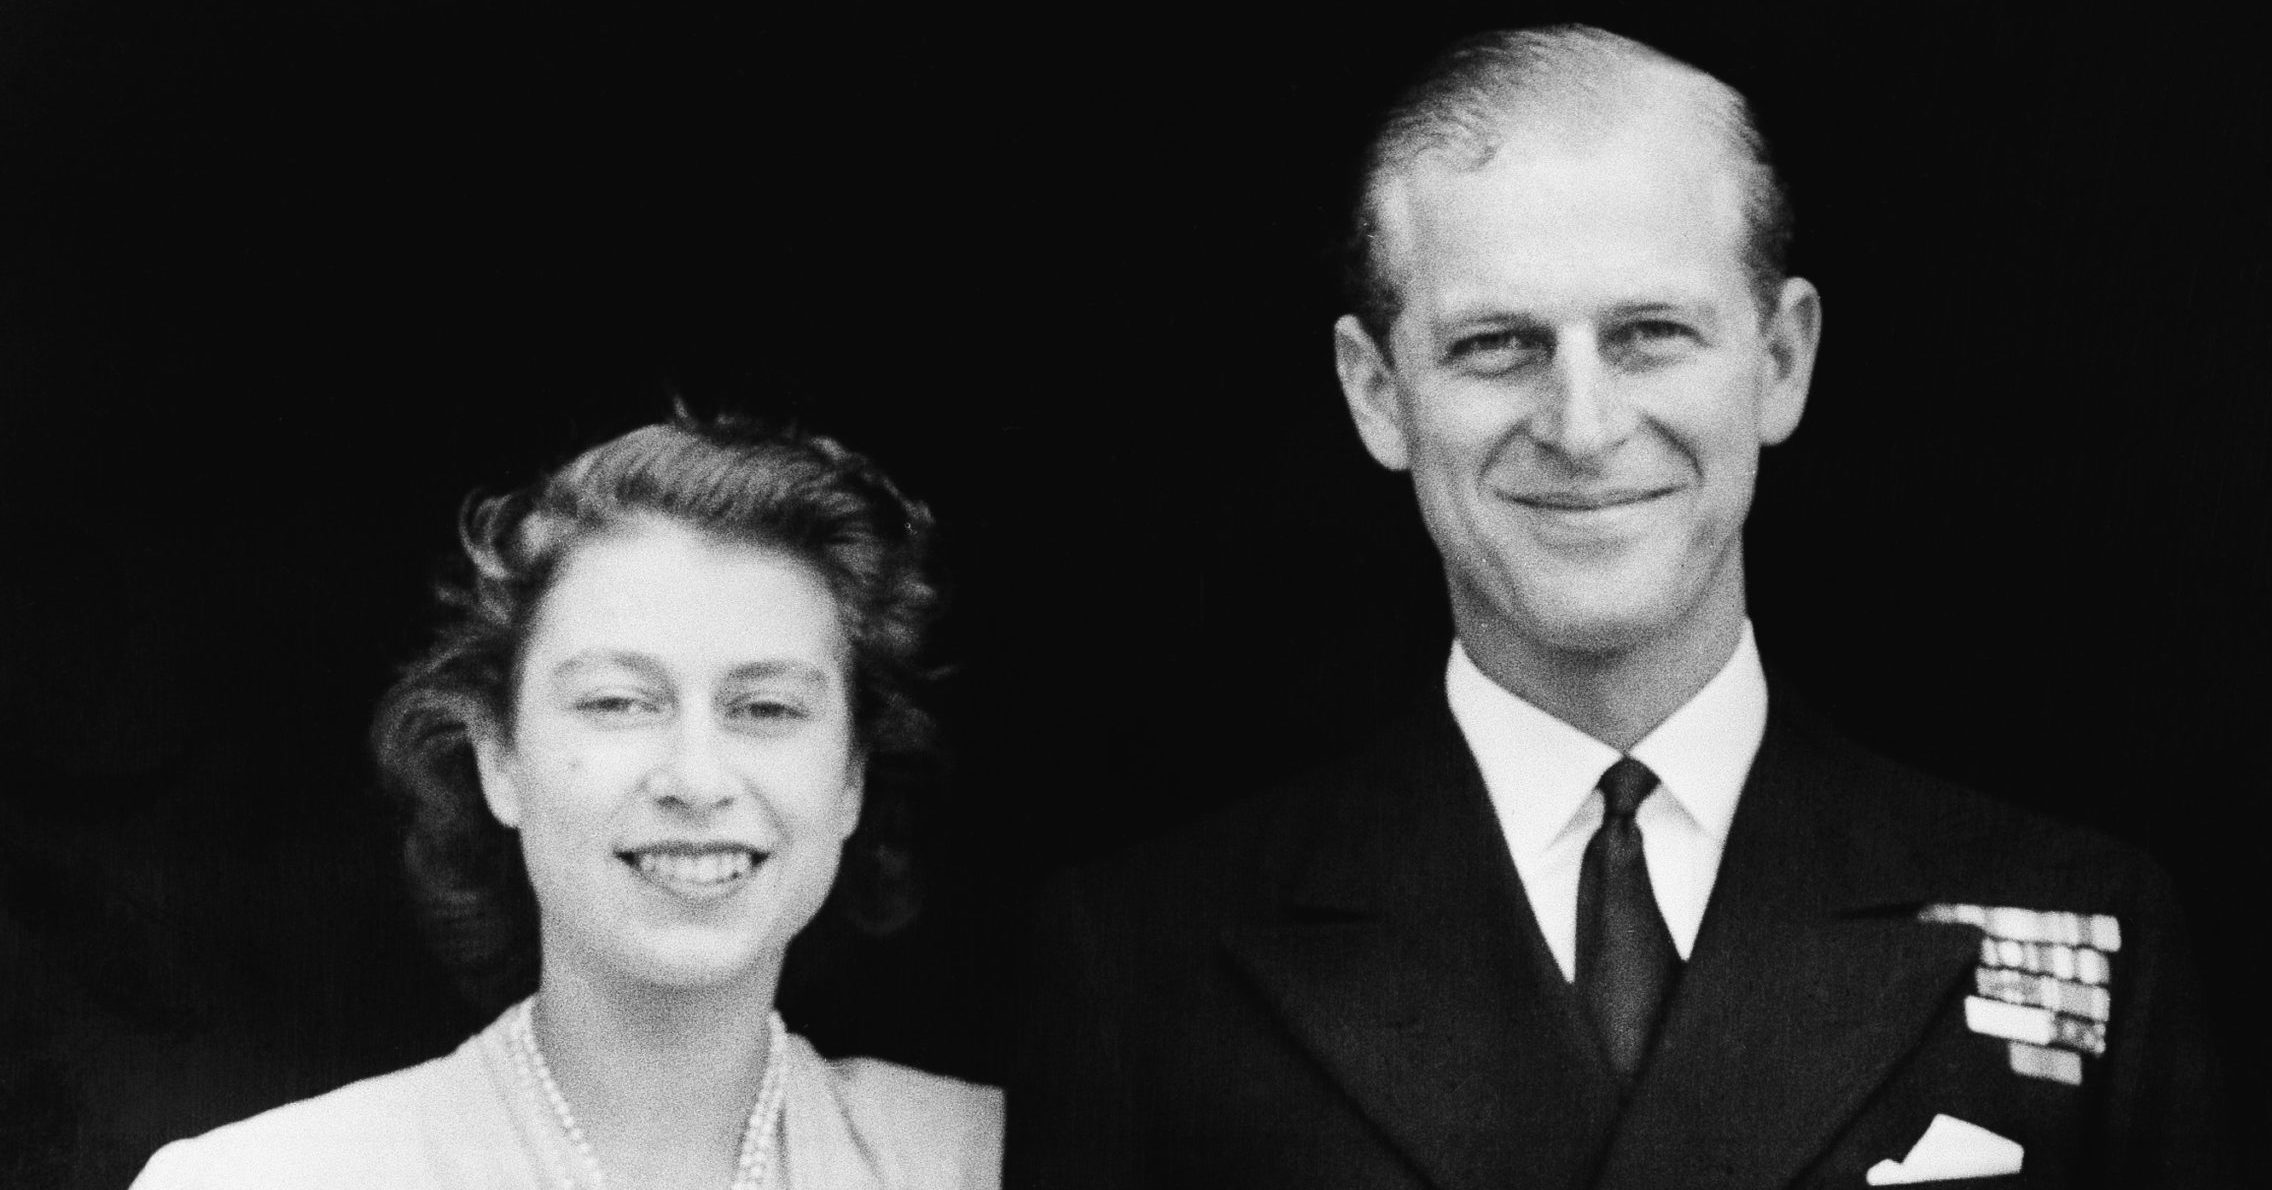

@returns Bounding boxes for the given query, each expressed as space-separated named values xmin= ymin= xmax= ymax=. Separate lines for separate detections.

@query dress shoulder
xmin=131 ymin=1011 xmax=545 ymax=1190
xmin=786 ymin=1034 xmax=1003 ymax=1190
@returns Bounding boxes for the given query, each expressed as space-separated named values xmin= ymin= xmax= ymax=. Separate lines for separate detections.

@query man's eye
xmin=1451 ymin=330 xmax=1513 ymax=355
xmin=1602 ymin=320 xmax=1700 ymax=366
xmin=1616 ymin=320 xmax=1695 ymax=346
xmin=1446 ymin=329 xmax=1547 ymax=364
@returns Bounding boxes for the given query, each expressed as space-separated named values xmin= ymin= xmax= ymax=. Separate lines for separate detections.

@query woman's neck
xmin=528 ymin=963 xmax=782 ymax=1189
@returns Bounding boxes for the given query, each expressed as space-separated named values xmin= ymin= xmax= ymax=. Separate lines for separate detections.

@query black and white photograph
xmin=2 ymin=2 xmax=2262 ymax=1186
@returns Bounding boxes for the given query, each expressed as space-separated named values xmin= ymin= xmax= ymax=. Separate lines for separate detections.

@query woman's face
xmin=474 ymin=518 xmax=863 ymax=994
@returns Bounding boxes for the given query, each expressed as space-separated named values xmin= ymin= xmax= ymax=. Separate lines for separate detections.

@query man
xmin=1008 ymin=25 xmax=2229 ymax=1189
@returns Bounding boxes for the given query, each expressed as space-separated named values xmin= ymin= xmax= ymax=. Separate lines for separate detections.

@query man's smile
xmin=1500 ymin=483 xmax=1686 ymax=532
xmin=1508 ymin=486 xmax=1677 ymax=512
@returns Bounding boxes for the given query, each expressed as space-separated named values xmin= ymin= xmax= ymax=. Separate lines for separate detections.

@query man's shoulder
xmin=1047 ymin=700 xmax=1472 ymax=926
xmin=1770 ymin=696 xmax=2176 ymax=911
xmin=1048 ymin=776 xmax=1304 ymax=927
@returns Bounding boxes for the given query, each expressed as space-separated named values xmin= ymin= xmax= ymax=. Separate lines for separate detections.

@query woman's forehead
xmin=524 ymin=522 xmax=847 ymax=677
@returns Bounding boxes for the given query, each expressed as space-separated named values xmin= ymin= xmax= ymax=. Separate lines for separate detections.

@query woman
xmin=135 ymin=413 xmax=1001 ymax=1189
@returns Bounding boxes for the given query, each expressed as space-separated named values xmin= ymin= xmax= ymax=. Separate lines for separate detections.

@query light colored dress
xmin=131 ymin=1005 xmax=1002 ymax=1190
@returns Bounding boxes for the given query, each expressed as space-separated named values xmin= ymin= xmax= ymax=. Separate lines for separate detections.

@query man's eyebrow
xmin=1433 ymin=303 xmax=1554 ymax=332
xmin=1606 ymin=298 xmax=1716 ymax=321
xmin=1433 ymin=296 xmax=1719 ymax=326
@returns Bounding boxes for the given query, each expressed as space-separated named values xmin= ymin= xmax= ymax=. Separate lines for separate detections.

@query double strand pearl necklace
xmin=508 ymin=998 xmax=791 ymax=1190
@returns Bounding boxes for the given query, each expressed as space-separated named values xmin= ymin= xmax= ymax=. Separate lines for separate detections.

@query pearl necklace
xmin=508 ymin=998 xmax=790 ymax=1190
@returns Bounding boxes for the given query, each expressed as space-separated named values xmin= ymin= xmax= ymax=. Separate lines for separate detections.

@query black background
xmin=3 ymin=2 xmax=2265 ymax=1184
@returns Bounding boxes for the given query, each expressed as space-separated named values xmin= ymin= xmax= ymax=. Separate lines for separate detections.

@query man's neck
xmin=1457 ymin=602 xmax=1748 ymax=753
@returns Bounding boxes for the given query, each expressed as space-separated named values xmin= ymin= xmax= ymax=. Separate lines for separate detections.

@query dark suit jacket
xmin=1007 ymin=691 xmax=2231 ymax=1188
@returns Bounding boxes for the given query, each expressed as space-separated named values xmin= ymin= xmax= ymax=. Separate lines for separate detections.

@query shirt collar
xmin=1444 ymin=622 xmax=1767 ymax=861
xmin=1628 ymin=623 xmax=1766 ymax=848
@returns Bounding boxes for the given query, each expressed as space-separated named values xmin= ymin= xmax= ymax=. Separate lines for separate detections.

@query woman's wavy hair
xmin=371 ymin=410 xmax=942 ymax=1010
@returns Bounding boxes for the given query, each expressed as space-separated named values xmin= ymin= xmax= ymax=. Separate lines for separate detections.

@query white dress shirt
xmin=1445 ymin=623 xmax=1768 ymax=982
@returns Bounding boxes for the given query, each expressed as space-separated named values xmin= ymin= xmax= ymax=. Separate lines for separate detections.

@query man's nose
xmin=650 ymin=719 xmax=739 ymax=812
xmin=1530 ymin=339 xmax=1626 ymax=460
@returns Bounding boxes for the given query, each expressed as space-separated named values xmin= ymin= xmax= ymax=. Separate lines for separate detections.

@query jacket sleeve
xmin=2090 ymin=856 xmax=2237 ymax=1188
xmin=1003 ymin=870 xmax=1148 ymax=1190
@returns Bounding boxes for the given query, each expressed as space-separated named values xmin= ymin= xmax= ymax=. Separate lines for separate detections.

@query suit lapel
xmin=1594 ymin=703 xmax=1982 ymax=1189
xmin=1224 ymin=705 xmax=1623 ymax=1190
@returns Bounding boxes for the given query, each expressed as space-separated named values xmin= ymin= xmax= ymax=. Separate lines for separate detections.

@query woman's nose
xmin=649 ymin=722 xmax=739 ymax=811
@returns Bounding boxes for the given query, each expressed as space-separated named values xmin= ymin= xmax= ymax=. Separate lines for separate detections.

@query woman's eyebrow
xmin=722 ymin=660 xmax=831 ymax=686
xmin=551 ymin=650 xmax=666 ymax=680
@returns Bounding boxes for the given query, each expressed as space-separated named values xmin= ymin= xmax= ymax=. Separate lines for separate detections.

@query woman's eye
xmin=576 ymin=694 xmax=660 ymax=718
xmin=730 ymin=699 xmax=807 ymax=723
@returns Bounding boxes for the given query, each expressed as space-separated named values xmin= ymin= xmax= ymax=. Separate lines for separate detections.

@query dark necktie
xmin=1576 ymin=756 xmax=1679 ymax=1084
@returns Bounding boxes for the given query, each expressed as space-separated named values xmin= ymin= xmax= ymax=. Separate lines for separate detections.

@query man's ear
xmin=470 ymin=723 xmax=523 ymax=830
xmin=1334 ymin=314 xmax=1413 ymax=471
xmin=1756 ymin=276 xmax=1822 ymax=447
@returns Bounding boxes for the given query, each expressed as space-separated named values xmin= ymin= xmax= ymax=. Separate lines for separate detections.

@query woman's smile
xmin=618 ymin=844 xmax=768 ymax=902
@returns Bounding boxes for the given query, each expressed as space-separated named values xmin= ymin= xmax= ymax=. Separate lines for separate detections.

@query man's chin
xmin=1493 ymin=587 xmax=1697 ymax=661
xmin=1520 ymin=614 xmax=1670 ymax=660
xmin=1453 ymin=541 xmax=1745 ymax=663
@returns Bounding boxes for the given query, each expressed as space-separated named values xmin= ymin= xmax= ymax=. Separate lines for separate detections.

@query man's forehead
xmin=1374 ymin=112 xmax=1750 ymax=304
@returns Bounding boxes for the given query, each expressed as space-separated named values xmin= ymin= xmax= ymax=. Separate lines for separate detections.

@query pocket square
xmin=1866 ymin=1114 xmax=2024 ymax=1184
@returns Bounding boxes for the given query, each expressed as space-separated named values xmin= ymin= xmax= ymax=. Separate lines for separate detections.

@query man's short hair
xmin=1345 ymin=24 xmax=1793 ymax=347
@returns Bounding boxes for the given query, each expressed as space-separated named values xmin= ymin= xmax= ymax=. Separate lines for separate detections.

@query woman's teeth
xmin=633 ymin=851 xmax=755 ymax=884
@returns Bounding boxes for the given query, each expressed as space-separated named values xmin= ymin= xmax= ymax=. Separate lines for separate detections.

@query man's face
xmin=1336 ymin=110 xmax=1819 ymax=662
